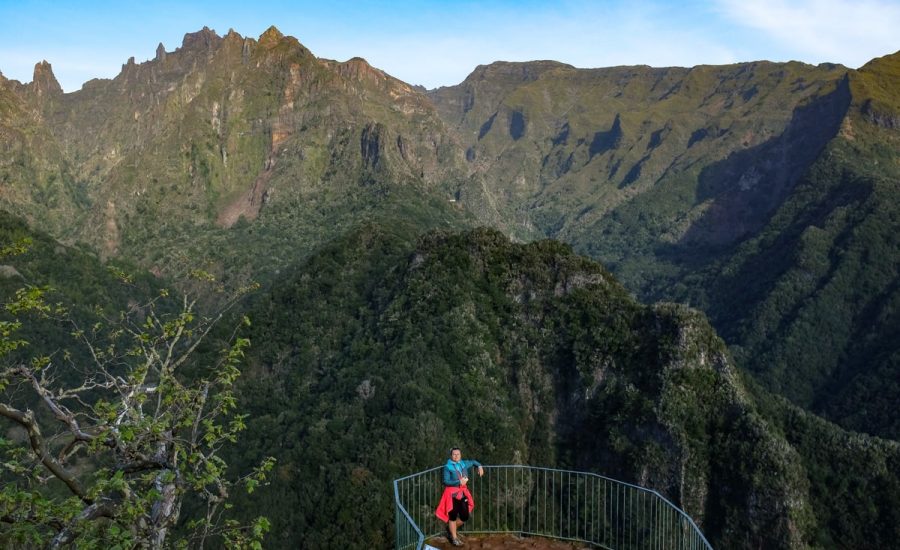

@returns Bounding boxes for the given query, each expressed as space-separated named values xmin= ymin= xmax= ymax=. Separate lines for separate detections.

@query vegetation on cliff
xmin=430 ymin=52 xmax=900 ymax=441
xmin=226 ymin=227 xmax=899 ymax=548
xmin=1 ymin=26 xmax=899 ymax=548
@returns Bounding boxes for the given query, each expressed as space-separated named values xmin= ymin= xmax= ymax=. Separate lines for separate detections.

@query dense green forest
xmin=1 ymin=26 xmax=899 ymax=549
xmin=3 ymin=213 xmax=900 ymax=548
xmin=666 ymin=113 xmax=900 ymax=439
xmin=2 ymin=28 xmax=897 ymax=442
xmin=222 ymin=226 xmax=899 ymax=548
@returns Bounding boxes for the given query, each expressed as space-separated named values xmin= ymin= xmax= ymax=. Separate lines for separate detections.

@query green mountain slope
xmin=0 ymin=67 xmax=85 ymax=239
xmin=2 ymin=27 xmax=473 ymax=283
xmin=2 ymin=29 xmax=899 ymax=547
xmin=428 ymin=60 xmax=849 ymax=255
xmin=0 ymin=211 xmax=163 ymax=392
xmin=429 ymin=54 xmax=900 ymax=439
xmin=227 ymin=227 xmax=900 ymax=549
xmin=2 ymin=210 xmax=898 ymax=548
xmin=664 ymin=54 xmax=900 ymax=438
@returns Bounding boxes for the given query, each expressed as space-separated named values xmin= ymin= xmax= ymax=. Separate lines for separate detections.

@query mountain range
xmin=1 ymin=26 xmax=899 ymax=548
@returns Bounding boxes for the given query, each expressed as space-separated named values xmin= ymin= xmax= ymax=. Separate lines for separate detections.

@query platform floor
xmin=425 ymin=534 xmax=593 ymax=549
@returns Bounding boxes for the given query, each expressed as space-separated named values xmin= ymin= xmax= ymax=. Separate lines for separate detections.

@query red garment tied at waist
xmin=435 ymin=485 xmax=475 ymax=523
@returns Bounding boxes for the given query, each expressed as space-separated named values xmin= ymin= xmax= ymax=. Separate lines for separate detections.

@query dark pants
xmin=448 ymin=495 xmax=470 ymax=522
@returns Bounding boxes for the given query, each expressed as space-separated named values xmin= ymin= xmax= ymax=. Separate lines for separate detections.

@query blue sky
xmin=1 ymin=0 xmax=898 ymax=92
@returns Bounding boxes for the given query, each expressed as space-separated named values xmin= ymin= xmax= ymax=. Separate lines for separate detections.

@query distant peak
xmin=859 ymin=49 xmax=900 ymax=73
xmin=467 ymin=60 xmax=573 ymax=84
xmin=155 ymin=42 xmax=166 ymax=62
xmin=31 ymin=60 xmax=62 ymax=96
xmin=337 ymin=57 xmax=388 ymax=82
xmin=34 ymin=59 xmax=52 ymax=73
xmin=259 ymin=25 xmax=284 ymax=46
xmin=181 ymin=26 xmax=222 ymax=51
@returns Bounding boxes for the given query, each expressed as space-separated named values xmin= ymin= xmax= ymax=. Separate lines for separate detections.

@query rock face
xmin=29 ymin=60 xmax=63 ymax=97
xmin=257 ymin=25 xmax=284 ymax=48
xmin=179 ymin=25 xmax=222 ymax=51
xmin=0 ymin=264 xmax=22 ymax=279
xmin=0 ymin=26 xmax=468 ymax=283
xmin=428 ymin=54 xmax=900 ymax=441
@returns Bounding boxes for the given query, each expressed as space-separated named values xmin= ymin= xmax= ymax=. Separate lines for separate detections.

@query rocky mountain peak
xmin=30 ymin=60 xmax=62 ymax=96
xmin=338 ymin=57 xmax=383 ymax=80
xmin=223 ymin=28 xmax=243 ymax=42
xmin=155 ymin=42 xmax=166 ymax=62
xmin=180 ymin=26 xmax=222 ymax=51
xmin=258 ymin=25 xmax=285 ymax=47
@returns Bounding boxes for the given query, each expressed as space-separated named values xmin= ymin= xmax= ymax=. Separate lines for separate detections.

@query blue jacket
xmin=443 ymin=459 xmax=482 ymax=487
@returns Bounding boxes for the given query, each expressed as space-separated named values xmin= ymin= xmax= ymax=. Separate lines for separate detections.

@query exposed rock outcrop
xmin=180 ymin=26 xmax=221 ymax=51
xmin=29 ymin=60 xmax=62 ymax=97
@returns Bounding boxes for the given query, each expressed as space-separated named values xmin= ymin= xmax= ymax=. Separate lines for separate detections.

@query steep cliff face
xmin=1 ymin=26 xmax=471 ymax=278
xmin=45 ymin=26 xmax=455 ymax=198
xmin=429 ymin=60 xmax=850 ymax=250
xmin=666 ymin=52 xmax=900 ymax=437
xmin=0 ymin=65 xmax=82 ymax=238
xmin=429 ymin=54 xmax=900 ymax=440
xmin=549 ymin=303 xmax=813 ymax=549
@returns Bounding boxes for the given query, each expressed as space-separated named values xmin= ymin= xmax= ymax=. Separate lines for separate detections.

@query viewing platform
xmin=394 ymin=465 xmax=713 ymax=550
xmin=425 ymin=533 xmax=591 ymax=549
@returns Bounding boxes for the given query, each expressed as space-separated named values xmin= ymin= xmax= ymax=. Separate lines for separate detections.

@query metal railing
xmin=394 ymin=465 xmax=713 ymax=550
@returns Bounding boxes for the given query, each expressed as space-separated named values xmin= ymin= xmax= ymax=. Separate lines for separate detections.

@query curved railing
xmin=394 ymin=465 xmax=713 ymax=550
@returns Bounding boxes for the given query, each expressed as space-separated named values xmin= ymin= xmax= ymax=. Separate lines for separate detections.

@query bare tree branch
xmin=0 ymin=401 xmax=90 ymax=502
xmin=48 ymin=499 xmax=116 ymax=550
xmin=16 ymin=365 xmax=95 ymax=442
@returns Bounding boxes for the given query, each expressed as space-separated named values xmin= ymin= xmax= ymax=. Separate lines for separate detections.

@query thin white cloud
xmin=715 ymin=0 xmax=900 ymax=67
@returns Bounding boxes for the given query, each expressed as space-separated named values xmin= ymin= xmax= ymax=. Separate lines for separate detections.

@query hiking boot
xmin=451 ymin=538 xmax=464 ymax=547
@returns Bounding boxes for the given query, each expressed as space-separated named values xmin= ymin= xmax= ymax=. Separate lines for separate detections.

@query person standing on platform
xmin=435 ymin=447 xmax=484 ymax=546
